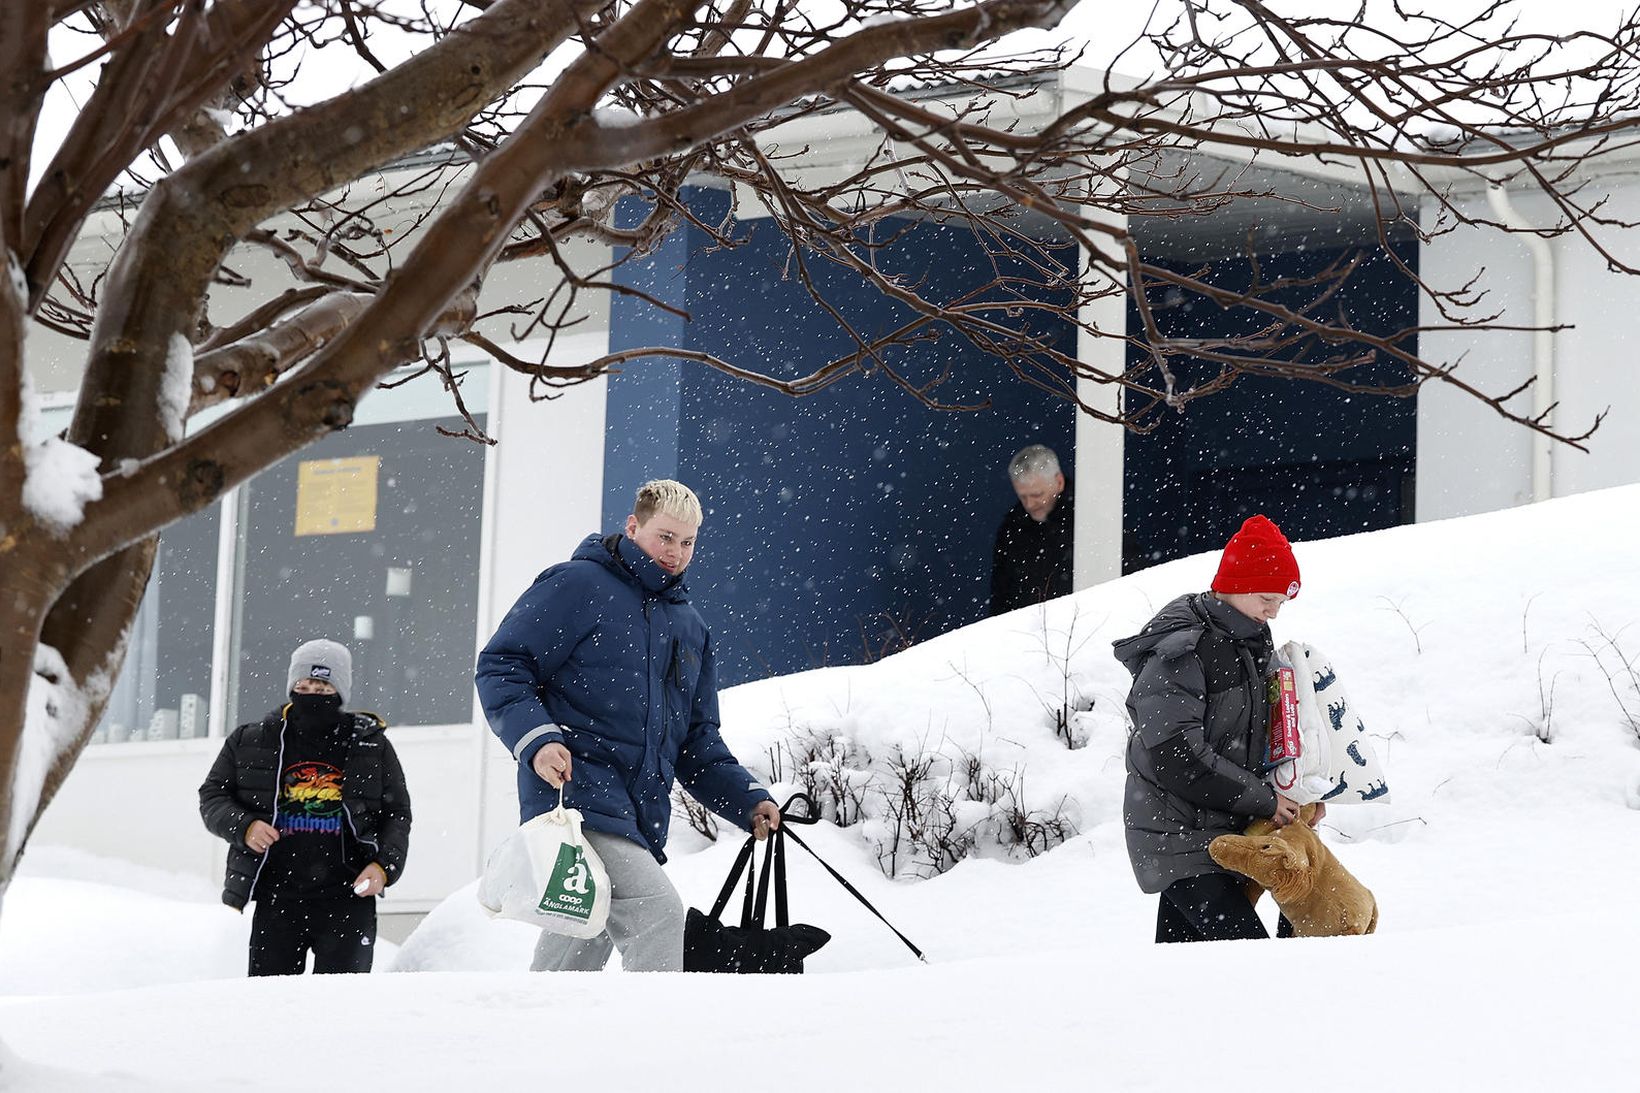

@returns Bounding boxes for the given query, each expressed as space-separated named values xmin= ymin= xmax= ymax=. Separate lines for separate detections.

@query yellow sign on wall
xmin=295 ymin=456 xmax=380 ymax=536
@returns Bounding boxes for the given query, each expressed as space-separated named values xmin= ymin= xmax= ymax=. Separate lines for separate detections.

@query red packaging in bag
xmin=1266 ymin=666 xmax=1301 ymax=765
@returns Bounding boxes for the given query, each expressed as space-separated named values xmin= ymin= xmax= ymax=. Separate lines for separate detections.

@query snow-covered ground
xmin=5 ymin=486 xmax=1640 ymax=1091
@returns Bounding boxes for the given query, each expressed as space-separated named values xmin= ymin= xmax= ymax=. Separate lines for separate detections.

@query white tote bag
xmin=477 ymin=801 xmax=611 ymax=938
xmin=1270 ymin=640 xmax=1390 ymax=806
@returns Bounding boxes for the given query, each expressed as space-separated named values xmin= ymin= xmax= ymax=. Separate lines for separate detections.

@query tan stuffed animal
xmin=1207 ymin=807 xmax=1379 ymax=937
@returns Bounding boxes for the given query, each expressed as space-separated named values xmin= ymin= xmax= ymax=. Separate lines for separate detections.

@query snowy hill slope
xmin=6 ymin=487 xmax=1640 ymax=1090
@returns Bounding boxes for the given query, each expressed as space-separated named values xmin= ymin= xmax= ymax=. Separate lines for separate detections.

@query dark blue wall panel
xmin=608 ymin=188 xmax=1077 ymax=684
xmin=602 ymin=209 xmax=687 ymax=524
xmin=1122 ymin=242 xmax=1419 ymax=571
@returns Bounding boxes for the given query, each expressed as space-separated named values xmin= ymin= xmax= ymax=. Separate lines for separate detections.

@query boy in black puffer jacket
xmin=200 ymin=639 xmax=411 ymax=975
xmin=1115 ymin=515 xmax=1322 ymax=943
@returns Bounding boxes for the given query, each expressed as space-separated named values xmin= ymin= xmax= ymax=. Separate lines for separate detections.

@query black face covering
xmin=287 ymin=691 xmax=344 ymax=731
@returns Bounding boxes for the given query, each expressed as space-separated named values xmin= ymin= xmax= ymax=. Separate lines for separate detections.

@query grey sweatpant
xmin=531 ymin=828 xmax=685 ymax=973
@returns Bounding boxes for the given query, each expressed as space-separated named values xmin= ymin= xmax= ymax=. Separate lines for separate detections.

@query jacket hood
xmin=572 ymin=532 xmax=690 ymax=603
xmin=1112 ymin=592 xmax=1268 ymax=676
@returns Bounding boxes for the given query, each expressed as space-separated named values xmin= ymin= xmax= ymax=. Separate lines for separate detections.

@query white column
xmin=471 ymin=330 xmax=609 ymax=872
xmin=1073 ymin=204 xmax=1129 ymax=589
xmin=206 ymin=488 xmax=240 ymax=739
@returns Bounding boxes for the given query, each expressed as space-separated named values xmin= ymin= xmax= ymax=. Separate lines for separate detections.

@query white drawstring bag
xmin=1271 ymin=640 xmax=1391 ymax=806
xmin=477 ymin=800 xmax=611 ymax=938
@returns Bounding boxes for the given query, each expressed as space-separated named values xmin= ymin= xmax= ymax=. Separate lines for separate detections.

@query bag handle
xmin=745 ymin=826 xmax=797 ymax=930
xmin=707 ymin=836 xmax=758 ymax=921
xmin=780 ymin=824 xmax=925 ymax=962
xmin=701 ymin=792 xmax=926 ymax=962
xmin=548 ymin=778 xmax=574 ymax=821
xmin=705 ymin=829 xmax=793 ymax=931
xmin=773 ymin=793 xmax=928 ymax=963
xmin=707 ymin=791 xmax=817 ymax=923
xmin=705 ymin=831 xmax=775 ymax=930
xmin=748 ymin=832 xmax=775 ymax=929
xmin=774 ymin=825 xmax=790 ymax=928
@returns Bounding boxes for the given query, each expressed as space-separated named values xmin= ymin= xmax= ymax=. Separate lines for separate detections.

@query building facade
xmin=26 ymin=70 xmax=1640 ymax=927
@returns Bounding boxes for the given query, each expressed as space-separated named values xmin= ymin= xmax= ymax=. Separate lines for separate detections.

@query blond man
xmin=476 ymin=480 xmax=778 ymax=972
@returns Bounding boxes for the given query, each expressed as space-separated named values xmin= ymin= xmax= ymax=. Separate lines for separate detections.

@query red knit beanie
xmin=1211 ymin=515 xmax=1301 ymax=598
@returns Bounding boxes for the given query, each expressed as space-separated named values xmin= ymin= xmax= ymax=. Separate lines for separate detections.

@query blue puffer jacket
xmin=475 ymin=533 xmax=771 ymax=862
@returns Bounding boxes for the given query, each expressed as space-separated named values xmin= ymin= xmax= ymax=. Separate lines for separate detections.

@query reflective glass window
xmin=227 ymin=412 xmax=488 ymax=729
xmin=92 ymin=504 xmax=220 ymax=743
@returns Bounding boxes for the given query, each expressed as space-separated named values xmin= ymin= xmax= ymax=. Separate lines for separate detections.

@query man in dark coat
xmin=989 ymin=444 xmax=1075 ymax=615
xmin=475 ymin=479 xmax=779 ymax=973
xmin=1114 ymin=514 xmax=1321 ymax=942
xmin=199 ymin=639 xmax=411 ymax=974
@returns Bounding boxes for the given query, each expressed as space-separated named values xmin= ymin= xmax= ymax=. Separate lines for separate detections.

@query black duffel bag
xmin=683 ymin=801 xmax=830 ymax=973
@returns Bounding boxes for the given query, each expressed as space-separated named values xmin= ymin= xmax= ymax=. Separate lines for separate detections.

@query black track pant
xmin=1155 ymin=872 xmax=1294 ymax=943
xmin=249 ymin=896 xmax=377 ymax=976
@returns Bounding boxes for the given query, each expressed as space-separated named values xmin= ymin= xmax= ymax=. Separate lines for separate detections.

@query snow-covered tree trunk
xmin=0 ymin=588 xmax=54 ymax=890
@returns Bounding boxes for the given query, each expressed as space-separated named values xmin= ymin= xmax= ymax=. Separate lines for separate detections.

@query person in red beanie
xmin=1112 ymin=514 xmax=1321 ymax=943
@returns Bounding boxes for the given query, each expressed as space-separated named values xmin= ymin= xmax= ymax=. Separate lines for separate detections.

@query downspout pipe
xmin=1486 ymin=182 xmax=1556 ymax=503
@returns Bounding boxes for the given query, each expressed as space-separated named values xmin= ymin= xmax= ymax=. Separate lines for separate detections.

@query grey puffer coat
xmin=1114 ymin=592 xmax=1281 ymax=894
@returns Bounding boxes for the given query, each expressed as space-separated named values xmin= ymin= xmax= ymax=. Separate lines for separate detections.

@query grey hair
xmin=1007 ymin=444 xmax=1061 ymax=481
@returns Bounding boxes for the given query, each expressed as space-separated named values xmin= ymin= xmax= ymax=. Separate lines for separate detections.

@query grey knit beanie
xmin=286 ymin=639 xmax=352 ymax=706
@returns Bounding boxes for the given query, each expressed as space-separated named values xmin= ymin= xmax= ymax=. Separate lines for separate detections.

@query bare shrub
xmin=872 ymin=745 xmax=964 ymax=879
xmin=671 ymin=786 xmax=719 ymax=842
xmin=770 ymin=727 xmax=872 ymax=827
xmin=1034 ymin=602 xmax=1100 ymax=748
xmin=1577 ymin=619 xmax=1640 ymax=741
xmin=866 ymin=741 xmax=1077 ymax=877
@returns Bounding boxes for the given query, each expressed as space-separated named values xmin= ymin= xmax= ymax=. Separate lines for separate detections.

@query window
xmin=79 ymin=364 xmax=492 ymax=741
xmin=92 ymin=504 xmax=220 ymax=742
xmin=226 ymin=409 xmax=488 ymax=729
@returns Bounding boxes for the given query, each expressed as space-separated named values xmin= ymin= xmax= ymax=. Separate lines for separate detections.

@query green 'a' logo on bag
xmin=537 ymin=843 xmax=595 ymax=921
